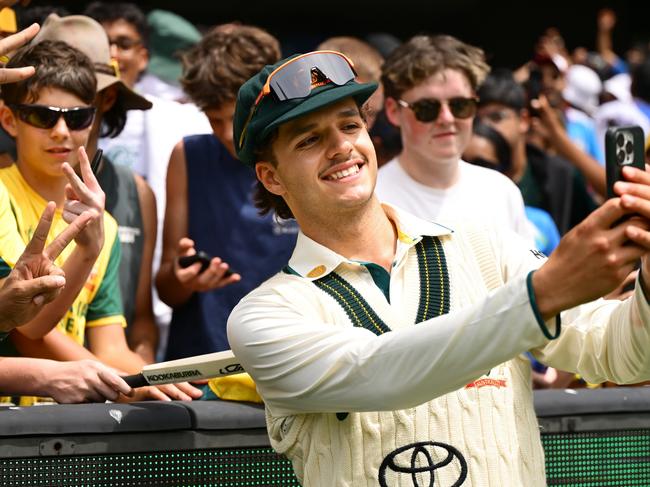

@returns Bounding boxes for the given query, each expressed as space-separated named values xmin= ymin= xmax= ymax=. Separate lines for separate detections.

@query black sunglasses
xmin=398 ymin=97 xmax=479 ymax=122
xmin=9 ymin=104 xmax=96 ymax=131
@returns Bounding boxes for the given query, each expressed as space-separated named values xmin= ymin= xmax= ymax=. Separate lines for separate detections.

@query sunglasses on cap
xmin=397 ymin=96 xmax=479 ymax=123
xmin=9 ymin=104 xmax=97 ymax=131
xmin=238 ymin=50 xmax=358 ymax=150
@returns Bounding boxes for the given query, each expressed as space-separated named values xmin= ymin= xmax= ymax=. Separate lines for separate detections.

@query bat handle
xmin=122 ymin=374 xmax=149 ymax=388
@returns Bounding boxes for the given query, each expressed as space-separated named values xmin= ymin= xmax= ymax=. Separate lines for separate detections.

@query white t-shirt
xmin=375 ymin=158 xmax=535 ymax=244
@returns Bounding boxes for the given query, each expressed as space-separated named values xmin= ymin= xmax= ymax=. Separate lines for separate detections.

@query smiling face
xmin=386 ymin=68 xmax=475 ymax=168
xmin=1 ymin=86 xmax=93 ymax=183
xmin=255 ymin=97 xmax=378 ymax=226
xmin=103 ymin=19 xmax=148 ymax=89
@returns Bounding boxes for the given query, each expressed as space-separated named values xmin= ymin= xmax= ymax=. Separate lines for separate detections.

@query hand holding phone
xmin=177 ymin=251 xmax=237 ymax=277
xmin=178 ymin=251 xmax=212 ymax=274
xmin=605 ymin=125 xmax=646 ymax=199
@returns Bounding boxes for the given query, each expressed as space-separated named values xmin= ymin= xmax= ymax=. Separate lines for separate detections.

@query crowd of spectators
xmin=0 ymin=1 xmax=649 ymax=406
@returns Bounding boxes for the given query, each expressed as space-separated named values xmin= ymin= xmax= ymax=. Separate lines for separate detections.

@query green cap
xmin=234 ymin=53 xmax=378 ymax=167
xmin=146 ymin=9 xmax=201 ymax=85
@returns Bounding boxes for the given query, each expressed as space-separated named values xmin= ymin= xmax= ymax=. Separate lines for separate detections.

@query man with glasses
xmin=375 ymin=34 xmax=535 ymax=242
xmin=227 ymin=49 xmax=650 ymax=486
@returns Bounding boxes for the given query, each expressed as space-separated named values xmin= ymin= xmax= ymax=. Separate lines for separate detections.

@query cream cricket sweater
xmin=228 ymin=205 xmax=650 ymax=486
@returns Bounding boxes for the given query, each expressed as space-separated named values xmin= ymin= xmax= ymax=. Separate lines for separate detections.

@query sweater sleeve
xmin=533 ymin=279 xmax=650 ymax=385
xmin=228 ymin=272 xmax=554 ymax=417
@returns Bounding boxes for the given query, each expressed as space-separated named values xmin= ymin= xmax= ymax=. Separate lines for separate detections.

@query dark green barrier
xmin=1 ymin=388 xmax=650 ymax=486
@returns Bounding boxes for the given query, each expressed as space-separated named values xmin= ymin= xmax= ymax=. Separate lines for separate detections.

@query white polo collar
xmin=286 ymin=203 xmax=453 ymax=281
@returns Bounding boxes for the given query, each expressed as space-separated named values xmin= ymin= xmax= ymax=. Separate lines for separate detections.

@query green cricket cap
xmin=234 ymin=53 xmax=378 ymax=167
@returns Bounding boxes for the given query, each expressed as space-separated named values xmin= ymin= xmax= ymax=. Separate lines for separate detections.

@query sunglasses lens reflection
xmin=409 ymin=97 xmax=478 ymax=122
xmin=15 ymin=105 xmax=95 ymax=130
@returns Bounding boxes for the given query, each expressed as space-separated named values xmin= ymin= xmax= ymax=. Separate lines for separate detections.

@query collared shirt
xmin=228 ymin=204 xmax=558 ymax=416
xmin=285 ymin=204 xmax=452 ymax=302
xmin=228 ymin=204 xmax=650 ymax=486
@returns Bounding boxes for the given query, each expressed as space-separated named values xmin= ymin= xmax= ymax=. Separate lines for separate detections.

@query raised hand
xmin=61 ymin=146 xmax=105 ymax=254
xmin=0 ymin=23 xmax=39 ymax=84
xmin=0 ymin=202 xmax=92 ymax=331
xmin=533 ymin=194 xmax=646 ymax=318
xmin=614 ymin=166 xmax=650 ymax=297
xmin=174 ymin=237 xmax=240 ymax=292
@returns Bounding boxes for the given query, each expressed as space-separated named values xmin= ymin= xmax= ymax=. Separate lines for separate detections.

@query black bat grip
xmin=122 ymin=374 xmax=149 ymax=388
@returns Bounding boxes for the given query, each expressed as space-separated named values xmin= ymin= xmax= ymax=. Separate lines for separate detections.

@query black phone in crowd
xmin=178 ymin=251 xmax=212 ymax=274
xmin=177 ymin=251 xmax=236 ymax=276
xmin=605 ymin=125 xmax=646 ymax=199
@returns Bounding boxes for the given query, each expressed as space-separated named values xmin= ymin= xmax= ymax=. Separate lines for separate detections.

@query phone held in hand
xmin=178 ymin=251 xmax=212 ymax=274
xmin=177 ymin=251 xmax=237 ymax=277
xmin=605 ymin=125 xmax=646 ymax=199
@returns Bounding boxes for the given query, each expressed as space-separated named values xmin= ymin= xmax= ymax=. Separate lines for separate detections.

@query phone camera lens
xmin=625 ymin=141 xmax=633 ymax=154
xmin=616 ymin=134 xmax=625 ymax=147
xmin=617 ymin=150 xmax=625 ymax=163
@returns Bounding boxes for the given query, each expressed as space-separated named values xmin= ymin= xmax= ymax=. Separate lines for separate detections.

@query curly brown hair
xmin=180 ymin=23 xmax=281 ymax=110
xmin=381 ymin=34 xmax=489 ymax=100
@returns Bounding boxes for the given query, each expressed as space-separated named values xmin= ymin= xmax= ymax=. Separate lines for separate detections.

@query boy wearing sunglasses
xmin=0 ymin=40 xmax=190 ymax=404
xmin=227 ymin=50 xmax=650 ymax=485
xmin=376 ymin=34 xmax=535 ymax=243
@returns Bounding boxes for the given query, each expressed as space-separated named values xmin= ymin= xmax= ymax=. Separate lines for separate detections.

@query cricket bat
xmin=122 ymin=349 xmax=244 ymax=388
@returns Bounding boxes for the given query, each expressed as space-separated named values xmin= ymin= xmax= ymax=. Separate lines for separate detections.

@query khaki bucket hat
xmin=32 ymin=13 xmax=152 ymax=110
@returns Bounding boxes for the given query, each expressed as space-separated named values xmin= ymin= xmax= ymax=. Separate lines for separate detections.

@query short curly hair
xmin=180 ymin=23 xmax=281 ymax=110
xmin=381 ymin=34 xmax=489 ymax=100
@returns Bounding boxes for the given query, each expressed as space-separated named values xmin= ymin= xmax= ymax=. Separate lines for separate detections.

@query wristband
xmin=526 ymin=270 xmax=561 ymax=340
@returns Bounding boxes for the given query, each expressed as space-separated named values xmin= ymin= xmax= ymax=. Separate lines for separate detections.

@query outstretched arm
xmin=0 ymin=356 xmax=131 ymax=404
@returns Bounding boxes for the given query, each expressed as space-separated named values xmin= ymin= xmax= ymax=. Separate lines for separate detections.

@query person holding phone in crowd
xmin=156 ymin=23 xmax=297 ymax=361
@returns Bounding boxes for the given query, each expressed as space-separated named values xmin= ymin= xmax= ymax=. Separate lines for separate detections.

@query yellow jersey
xmin=0 ymin=164 xmax=126 ymax=344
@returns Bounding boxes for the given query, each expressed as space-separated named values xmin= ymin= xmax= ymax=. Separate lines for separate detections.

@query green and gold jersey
xmin=0 ymin=164 xmax=126 ymax=344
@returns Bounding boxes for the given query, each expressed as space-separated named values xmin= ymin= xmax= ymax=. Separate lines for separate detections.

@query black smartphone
xmin=177 ymin=251 xmax=237 ymax=277
xmin=178 ymin=251 xmax=212 ymax=274
xmin=91 ymin=148 xmax=103 ymax=175
xmin=605 ymin=125 xmax=646 ymax=199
